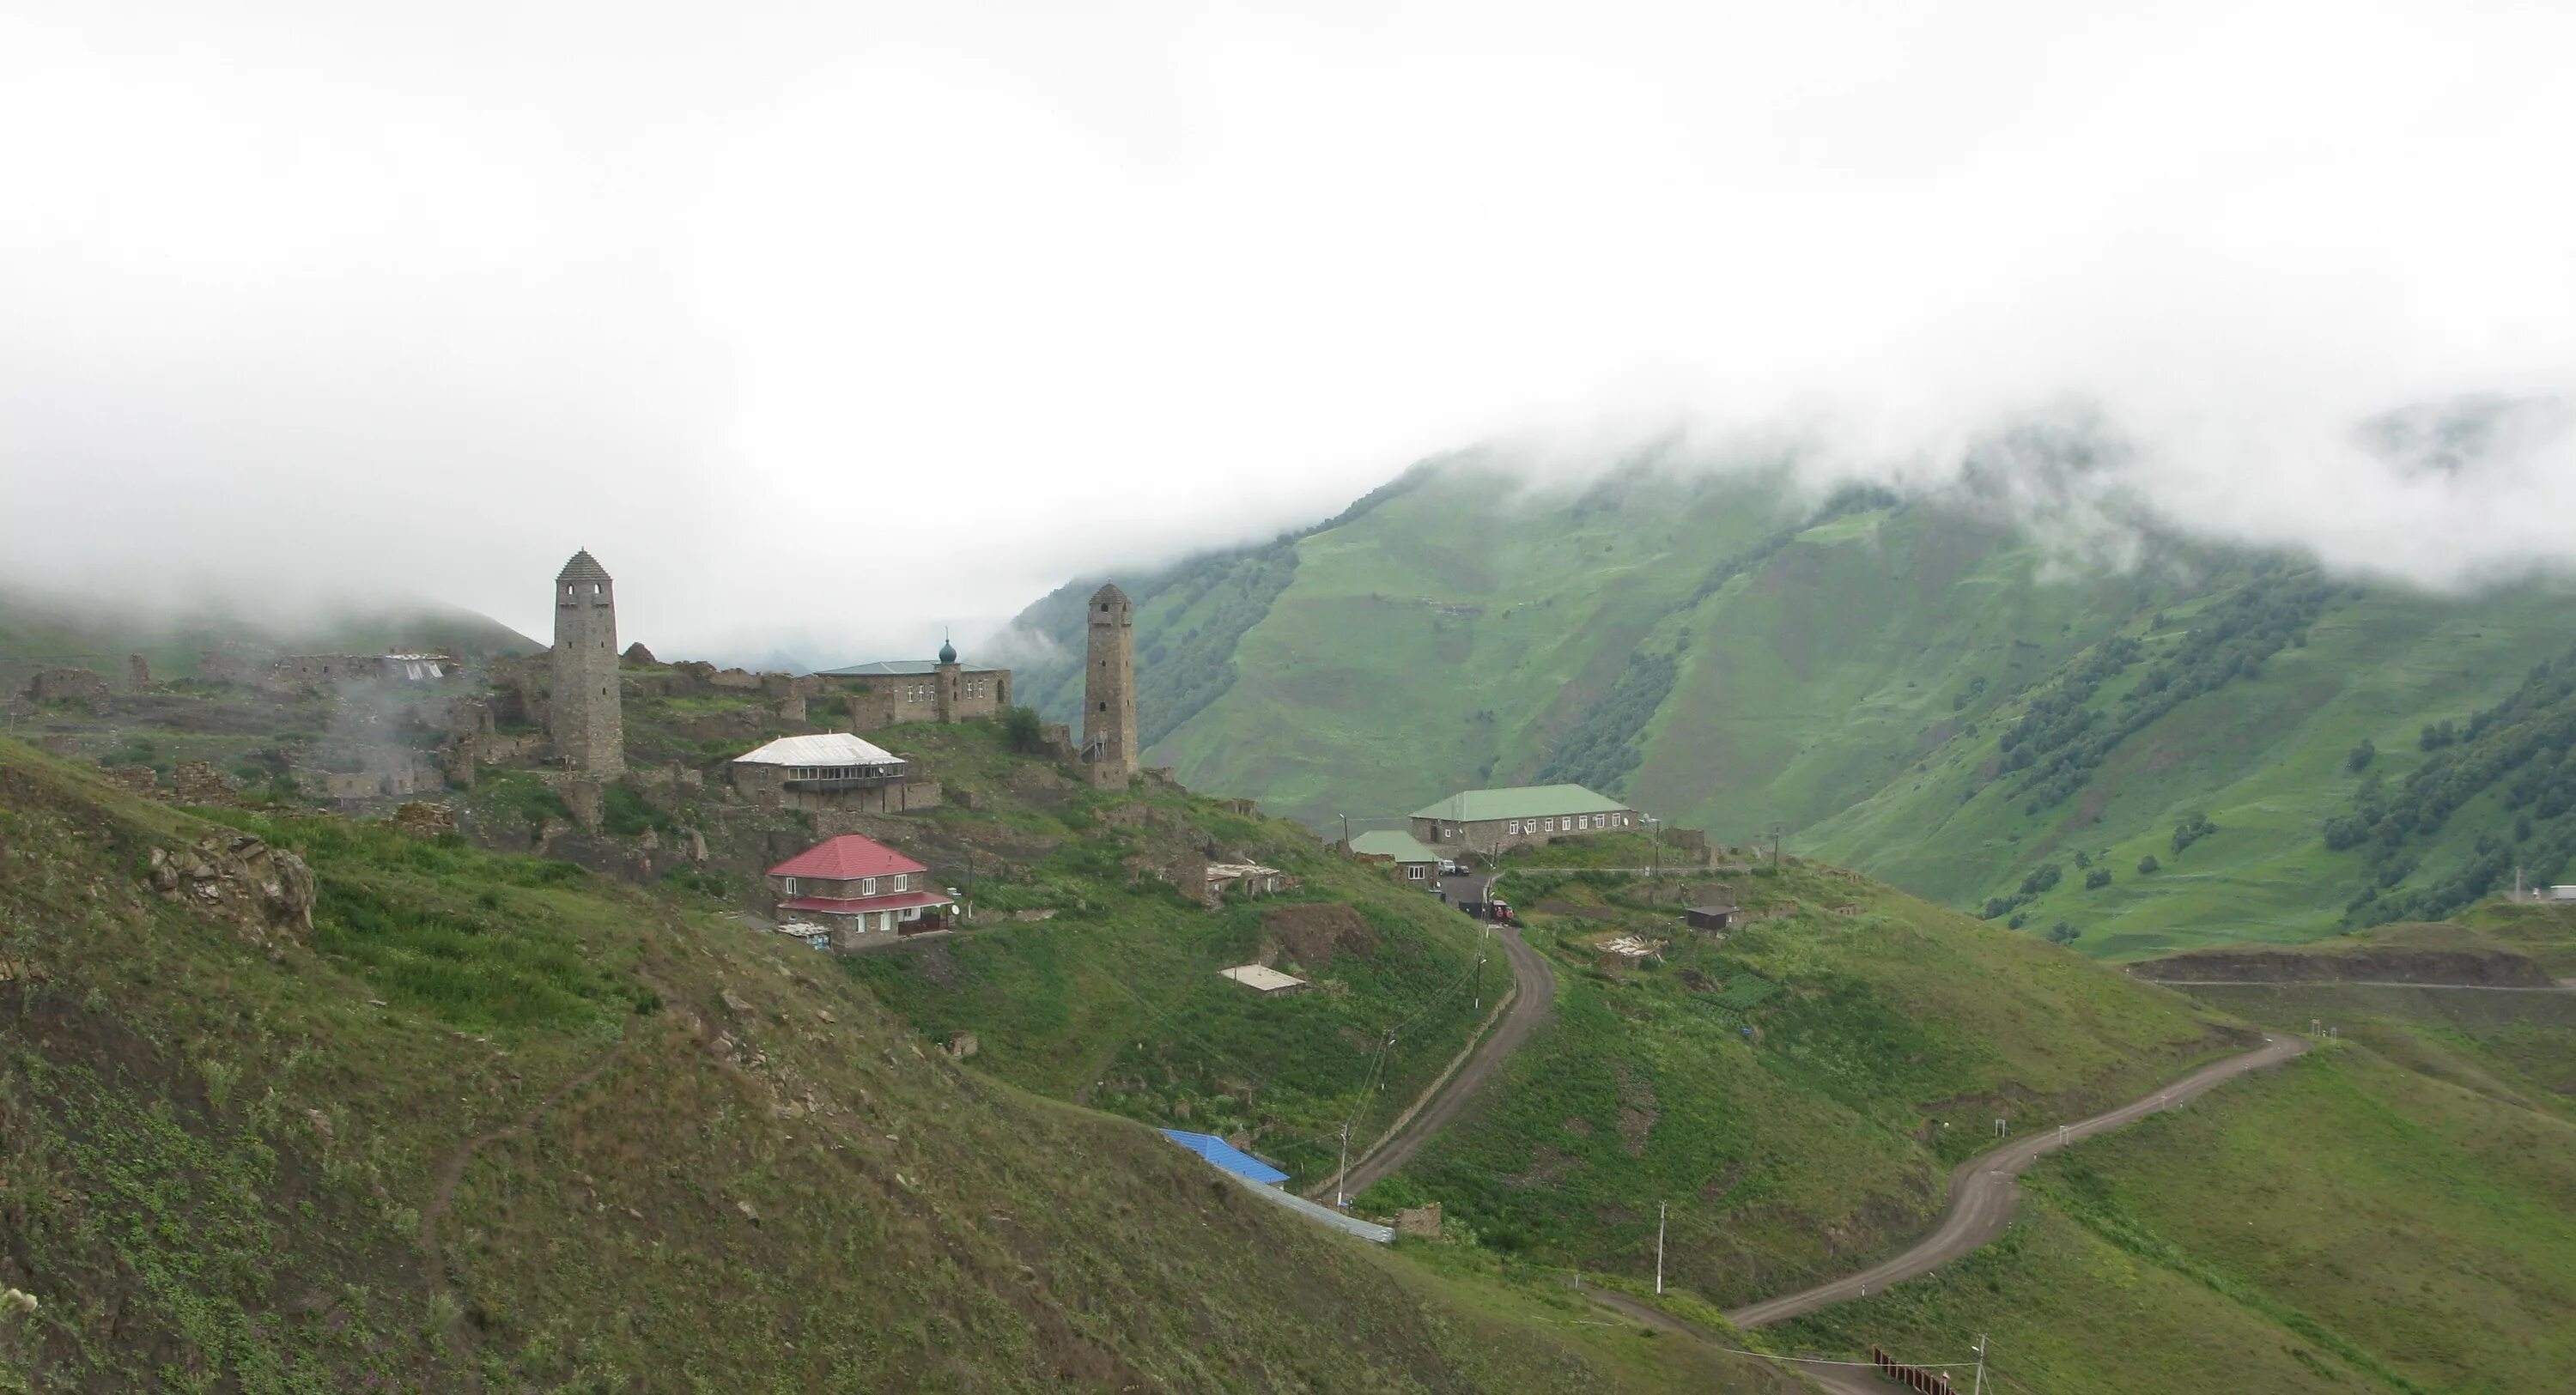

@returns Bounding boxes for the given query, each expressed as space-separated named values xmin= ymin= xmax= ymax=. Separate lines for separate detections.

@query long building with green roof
xmin=1408 ymin=783 xmax=1641 ymax=855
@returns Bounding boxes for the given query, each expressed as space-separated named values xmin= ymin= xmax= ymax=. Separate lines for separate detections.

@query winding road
xmin=1722 ymin=1033 xmax=2311 ymax=1328
xmin=1336 ymin=876 xmax=1553 ymax=1199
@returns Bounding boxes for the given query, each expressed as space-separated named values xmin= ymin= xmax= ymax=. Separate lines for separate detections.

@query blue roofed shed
xmin=1158 ymin=1129 xmax=1289 ymax=1186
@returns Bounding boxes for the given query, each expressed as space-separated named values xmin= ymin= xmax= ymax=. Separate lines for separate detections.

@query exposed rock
xmin=623 ymin=641 xmax=659 ymax=665
xmin=392 ymin=801 xmax=459 ymax=836
xmin=1396 ymin=1203 xmax=1444 ymax=1239
xmin=144 ymin=835 xmax=317 ymax=954
xmin=172 ymin=760 xmax=241 ymax=804
xmin=945 ymin=1031 xmax=979 ymax=1059
xmin=99 ymin=764 xmax=164 ymax=799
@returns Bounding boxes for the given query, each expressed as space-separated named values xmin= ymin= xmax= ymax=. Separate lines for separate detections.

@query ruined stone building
xmin=1081 ymin=582 xmax=1138 ymax=784
xmin=549 ymin=549 xmax=624 ymax=776
xmin=812 ymin=635 xmax=1012 ymax=733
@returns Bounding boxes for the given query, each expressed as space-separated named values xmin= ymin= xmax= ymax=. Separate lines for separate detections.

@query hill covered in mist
xmin=1009 ymin=453 xmax=2573 ymax=957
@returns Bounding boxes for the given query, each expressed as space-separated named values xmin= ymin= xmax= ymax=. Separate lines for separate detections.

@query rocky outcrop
xmin=392 ymin=801 xmax=459 ymax=836
xmin=144 ymin=834 xmax=317 ymax=955
xmin=172 ymin=760 xmax=240 ymax=804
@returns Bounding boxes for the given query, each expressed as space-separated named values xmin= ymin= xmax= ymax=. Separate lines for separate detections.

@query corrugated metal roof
xmin=1350 ymin=830 xmax=1441 ymax=864
xmin=814 ymin=659 xmax=1001 ymax=677
xmin=1157 ymin=1129 xmax=1288 ymax=1186
xmin=732 ymin=732 xmax=904 ymax=767
xmin=1218 ymin=964 xmax=1306 ymax=992
xmin=1411 ymin=784 xmax=1628 ymax=822
xmin=766 ymin=834 xmax=928 ymax=881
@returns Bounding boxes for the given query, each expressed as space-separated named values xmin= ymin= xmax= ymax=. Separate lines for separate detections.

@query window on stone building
xmin=860 ymin=877 xmax=877 ymax=895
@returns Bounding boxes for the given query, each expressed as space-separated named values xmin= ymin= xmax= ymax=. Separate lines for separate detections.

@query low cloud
xmin=3 ymin=0 xmax=2571 ymax=657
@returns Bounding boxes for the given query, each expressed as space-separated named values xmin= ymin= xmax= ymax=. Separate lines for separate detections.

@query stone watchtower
xmin=1082 ymin=582 xmax=1139 ymax=782
xmin=550 ymin=549 xmax=625 ymax=776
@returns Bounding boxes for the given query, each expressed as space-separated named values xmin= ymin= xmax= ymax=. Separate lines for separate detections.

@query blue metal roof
xmin=1158 ymin=1129 xmax=1289 ymax=1186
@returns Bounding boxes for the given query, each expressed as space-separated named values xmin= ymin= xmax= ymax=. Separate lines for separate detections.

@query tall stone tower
xmin=1082 ymin=582 xmax=1138 ymax=781
xmin=550 ymin=549 xmax=624 ymax=776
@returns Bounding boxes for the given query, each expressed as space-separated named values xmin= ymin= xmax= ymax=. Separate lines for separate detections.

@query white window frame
xmin=860 ymin=876 xmax=877 ymax=895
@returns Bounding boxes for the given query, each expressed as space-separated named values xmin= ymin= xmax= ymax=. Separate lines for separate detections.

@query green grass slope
xmin=0 ymin=580 xmax=537 ymax=686
xmin=0 ymin=736 xmax=1800 ymax=1393
xmin=1364 ymin=859 xmax=2240 ymax=1307
xmin=1775 ymin=1026 xmax=2576 ymax=1395
xmin=1005 ymin=457 xmax=2568 ymax=956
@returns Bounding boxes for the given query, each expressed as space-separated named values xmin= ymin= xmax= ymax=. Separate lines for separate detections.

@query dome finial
xmin=937 ymin=628 xmax=957 ymax=665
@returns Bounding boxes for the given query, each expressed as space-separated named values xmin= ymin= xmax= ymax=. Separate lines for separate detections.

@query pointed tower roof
xmin=557 ymin=549 xmax=612 ymax=583
xmin=1090 ymin=581 xmax=1127 ymax=605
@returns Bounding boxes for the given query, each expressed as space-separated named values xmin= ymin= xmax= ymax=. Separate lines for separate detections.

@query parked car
xmin=1438 ymin=859 xmax=1468 ymax=876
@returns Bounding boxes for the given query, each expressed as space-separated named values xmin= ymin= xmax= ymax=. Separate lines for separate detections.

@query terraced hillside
xmin=1008 ymin=459 xmax=2568 ymax=955
xmin=0 ymin=735 xmax=1801 ymax=1392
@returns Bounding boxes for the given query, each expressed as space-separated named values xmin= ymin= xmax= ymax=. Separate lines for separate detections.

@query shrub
xmin=999 ymin=705 xmax=1048 ymax=754
xmin=2171 ymin=812 xmax=2217 ymax=856
xmin=2017 ymin=863 xmax=2063 ymax=897
xmin=2084 ymin=867 xmax=2112 ymax=890
xmin=2346 ymin=738 xmax=2376 ymax=773
xmin=2046 ymin=920 xmax=2080 ymax=944
xmin=2136 ymin=854 xmax=2159 ymax=874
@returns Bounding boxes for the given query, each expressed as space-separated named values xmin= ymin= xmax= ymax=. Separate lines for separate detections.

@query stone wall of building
xmin=548 ymin=552 xmax=624 ymax=776
xmin=1081 ymin=582 xmax=1138 ymax=784
xmin=26 ymin=668 xmax=110 ymax=705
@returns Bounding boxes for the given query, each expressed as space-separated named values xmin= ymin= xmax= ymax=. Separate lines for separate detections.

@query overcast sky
xmin=3 ymin=0 xmax=2571 ymax=662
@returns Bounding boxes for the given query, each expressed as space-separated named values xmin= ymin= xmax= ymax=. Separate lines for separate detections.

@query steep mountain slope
xmin=0 ymin=737 xmax=1795 ymax=1392
xmin=1008 ymin=458 xmax=2567 ymax=955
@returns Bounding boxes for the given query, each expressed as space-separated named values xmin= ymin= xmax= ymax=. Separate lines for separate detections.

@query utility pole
xmin=1339 ymin=813 xmax=1350 ymax=852
xmin=1473 ymin=922 xmax=1487 ymax=1010
xmin=1770 ymin=822 xmax=1783 ymax=870
xmin=1336 ymin=1123 xmax=1352 ymax=1209
xmin=1646 ymin=816 xmax=1662 ymax=876
xmin=1972 ymin=1334 xmax=1988 ymax=1395
xmin=1655 ymin=1200 xmax=1668 ymax=1295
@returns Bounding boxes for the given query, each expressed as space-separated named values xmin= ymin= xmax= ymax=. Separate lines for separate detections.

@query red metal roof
xmin=778 ymin=890 xmax=952 ymax=914
xmin=766 ymin=834 xmax=928 ymax=881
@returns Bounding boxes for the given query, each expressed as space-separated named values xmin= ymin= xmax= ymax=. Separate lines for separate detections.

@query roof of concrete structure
xmin=813 ymin=658 xmax=1001 ymax=676
xmin=766 ymin=833 xmax=927 ymax=881
xmin=1157 ymin=1129 xmax=1288 ymax=1186
xmin=733 ymin=732 xmax=904 ymax=767
xmin=1350 ymin=830 xmax=1441 ymax=864
xmin=556 ymin=549 xmax=611 ymax=582
xmin=1218 ymin=964 xmax=1306 ymax=992
xmin=1411 ymin=784 xmax=1628 ymax=822
xmin=1206 ymin=863 xmax=1283 ymax=880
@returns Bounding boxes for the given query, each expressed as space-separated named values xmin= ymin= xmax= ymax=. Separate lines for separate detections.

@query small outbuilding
xmin=1349 ymin=830 xmax=1442 ymax=883
xmin=1685 ymin=904 xmax=1739 ymax=932
xmin=1218 ymin=964 xmax=1308 ymax=995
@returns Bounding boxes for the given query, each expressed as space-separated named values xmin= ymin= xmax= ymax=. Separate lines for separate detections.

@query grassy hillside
xmin=1004 ymin=458 xmax=2568 ymax=957
xmin=0 ymin=580 xmax=536 ymax=688
xmin=1773 ymin=978 xmax=2576 ymax=1395
xmin=1359 ymin=859 xmax=2239 ymax=1306
xmin=0 ymin=734 xmax=1807 ymax=1392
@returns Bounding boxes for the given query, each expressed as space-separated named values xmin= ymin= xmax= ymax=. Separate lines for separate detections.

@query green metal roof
xmin=1410 ymin=784 xmax=1627 ymax=822
xmin=1350 ymin=830 xmax=1441 ymax=864
xmin=815 ymin=658 xmax=1000 ymax=677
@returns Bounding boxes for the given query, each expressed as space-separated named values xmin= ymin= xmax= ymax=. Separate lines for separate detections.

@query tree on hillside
xmin=2172 ymin=812 xmax=2218 ymax=855
xmin=2347 ymin=738 xmax=2376 ymax=773
xmin=2136 ymin=854 xmax=2160 ymax=874
xmin=2046 ymin=920 xmax=2080 ymax=944
xmin=2085 ymin=867 xmax=2112 ymax=889
xmin=999 ymin=705 xmax=1048 ymax=754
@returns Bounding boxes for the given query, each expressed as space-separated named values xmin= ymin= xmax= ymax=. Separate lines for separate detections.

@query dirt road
xmin=1723 ymin=1034 xmax=2311 ymax=1329
xmin=1581 ymin=1287 xmax=1892 ymax=1393
xmin=1337 ymin=883 xmax=1555 ymax=1199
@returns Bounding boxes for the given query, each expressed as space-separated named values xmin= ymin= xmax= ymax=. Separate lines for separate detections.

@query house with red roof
xmin=767 ymin=834 xmax=954 ymax=940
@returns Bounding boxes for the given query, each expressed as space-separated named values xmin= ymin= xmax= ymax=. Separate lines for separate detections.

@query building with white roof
xmin=730 ymin=731 xmax=937 ymax=814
